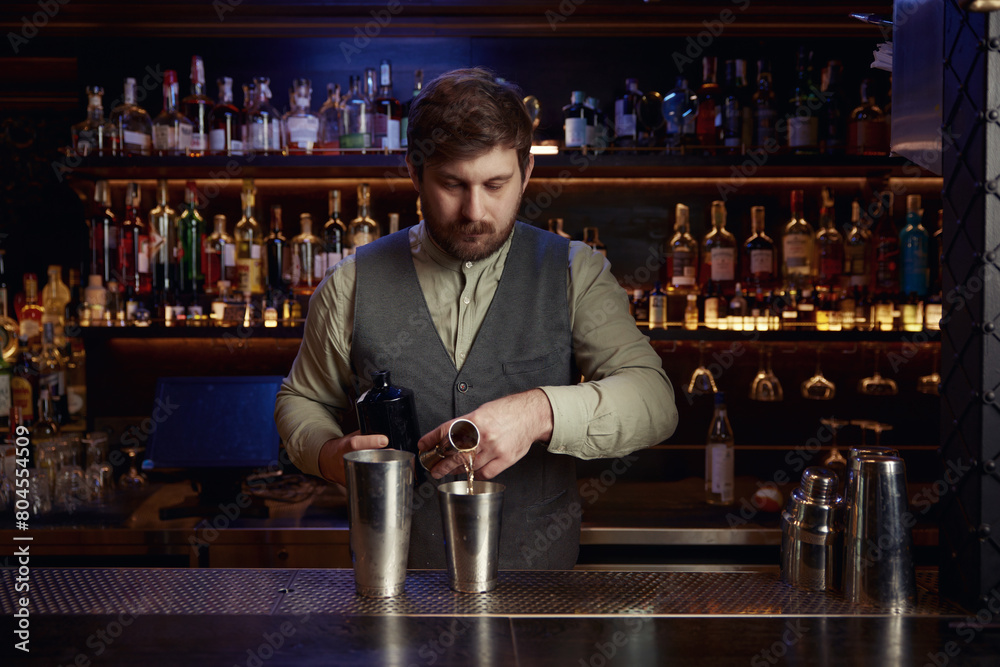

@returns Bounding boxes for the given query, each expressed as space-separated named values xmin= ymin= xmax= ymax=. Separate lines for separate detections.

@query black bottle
xmin=355 ymin=370 xmax=420 ymax=459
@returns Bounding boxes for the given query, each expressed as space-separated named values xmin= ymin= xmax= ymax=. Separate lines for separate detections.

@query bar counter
xmin=3 ymin=567 xmax=998 ymax=665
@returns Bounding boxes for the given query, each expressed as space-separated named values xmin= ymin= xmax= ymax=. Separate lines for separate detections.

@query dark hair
xmin=406 ymin=67 xmax=533 ymax=181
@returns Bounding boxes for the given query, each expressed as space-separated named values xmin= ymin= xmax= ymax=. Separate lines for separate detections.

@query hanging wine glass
xmin=916 ymin=344 xmax=941 ymax=396
xmin=858 ymin=344 xmax=898 ymax=396
xmin=750 ymin=345 xmax=783 ymax=401
xmin=801 ymin=346 xmax=836 ymax=400
xmin=687 ymin=340 xmax=718 ymax=396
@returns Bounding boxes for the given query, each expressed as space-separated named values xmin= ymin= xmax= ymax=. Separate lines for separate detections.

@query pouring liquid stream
xmin=462 ymin=452 xmax=475 ymax=494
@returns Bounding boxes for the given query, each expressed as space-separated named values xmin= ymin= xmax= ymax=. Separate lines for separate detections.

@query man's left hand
xmin=417 ymin=389 xmax=553 ymax=480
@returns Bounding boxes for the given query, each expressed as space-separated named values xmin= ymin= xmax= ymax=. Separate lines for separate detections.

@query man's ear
xmin=521 ymin=153 xmax=535 ymax=194
xmin=405 ymin=154 xmax=421 ymax=193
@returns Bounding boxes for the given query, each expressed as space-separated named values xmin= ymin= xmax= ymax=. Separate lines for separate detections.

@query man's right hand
xmin=317 ymin=431 xmax=389 ymax=486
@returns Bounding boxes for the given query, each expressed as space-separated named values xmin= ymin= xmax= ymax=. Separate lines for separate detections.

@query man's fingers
xmin=350 ymin=434 xmax=389 ymax=451
xmin=417 ymin=423 xmax=450 ymax=452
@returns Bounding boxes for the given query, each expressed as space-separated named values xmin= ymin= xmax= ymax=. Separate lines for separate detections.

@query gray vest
xmin=352 ymin=222 xmax=580 ymax=570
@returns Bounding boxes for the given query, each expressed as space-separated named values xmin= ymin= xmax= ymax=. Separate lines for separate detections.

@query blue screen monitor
xmin=141 ymin=376 xmax=283 ymax=470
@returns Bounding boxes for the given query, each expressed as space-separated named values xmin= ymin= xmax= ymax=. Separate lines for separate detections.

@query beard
xmin=421 ymin=194 xmax=520 ymax=262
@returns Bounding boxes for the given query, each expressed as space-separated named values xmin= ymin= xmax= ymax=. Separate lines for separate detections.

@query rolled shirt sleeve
xmin=541 ymin=241 xmax=679 ymax=459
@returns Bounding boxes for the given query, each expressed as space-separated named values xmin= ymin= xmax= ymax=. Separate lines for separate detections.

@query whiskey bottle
xmin=340 ymin=76 xmax=369 ymax=151
xmin=786 ymin=46 xmax=819 ymax=153
xmin=668 ymin=203 xmax=698 ymax=292
xmin=662 ymin=77 xmax=698 ymax=150
xmin=235 ymin=180 xmax=265 ymax=295
xmin=721 ymin=59 xmax=749 ymax=153
xmin=815 ymin=187 xmax=844 ymax=290
xmin=373 ymin=60 xmax=402 ymax=151
xmin=847 ymin=79 xmax=889 ymax=156
xmin=781 ymin=190 xmax=815 ymax=290
xmin=819 ymin=60 xmax=846 ymax=154
xmin=108 ymin=78 xmax=153 ymax=156
xmin=284 ymin=79 xmax=320 ymax=155
xmin=291 ymin=214 xmax=324 ymax=295
xmin=700 ymin=201 xmax=737 ymax=298
xmin=872 ymin=193 xmax=899 ymax=294
xmin=89 ymin=181 xmax=118 ymax=286
xmin=563 ymin=91 xmax=592 ymax=149
xmin=696 ymin=57 xmax=722 ymax=154
xmin=317 ymin=83 xmax=341 ymax=154
xmin=613 ymin=78 xmax=642 ymax=150
xmin=743 ymin=205 xmax=775 ymax=291
xmin=203 ymin=215 xmax=237 ymax=294
xmin=364 ymin=68 xmax=378 ymax=151
xmin=246 ymin=77 xmax=283 ymax=154
xmin=18 ymin=275 xmax=44 ymax=350
xmin=753 ymin=60 xmax=777 ymax=147
xmin=152 ymin=70 xmax=194 ymax=156
xmin=843 ymin=200 xmax=871 ymax=289
xmin=181 ymin=56 xmax=213 ymax=156
xmin=176 ymin=181 xmax=204 ymax=297
xmin=347 ymin=183 xmax=380 ymax=253
xmin=71 ymin=86 xmax=112 ymax=157
xmin=148 ymin=179 xmax=176 ymax=295
xmin=323 ymin=189 xmax=347 ymax=270
xmin=41 ymin=265 xmax=70 ymax=337
xmin=209 ymin=77 xmax=243 ymax=155
xmin=648 ymin=282 xmax=666 ymax=329
xmin=265 ymin=205 xmax=288 ymax=294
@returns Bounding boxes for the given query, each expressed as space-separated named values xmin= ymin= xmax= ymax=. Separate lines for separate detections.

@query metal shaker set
xmin=781 ymin=447 xmax=917 ymax=611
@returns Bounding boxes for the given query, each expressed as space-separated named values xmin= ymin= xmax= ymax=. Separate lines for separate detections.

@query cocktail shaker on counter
xmin=780 ymin=466 xmax=842 ymax=592
xmin=355 ymin=369 xmax=421 ymax=458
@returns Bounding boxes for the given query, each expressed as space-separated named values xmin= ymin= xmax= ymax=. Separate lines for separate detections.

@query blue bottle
xmin=899 ymin=194 xmax=929 ymax=297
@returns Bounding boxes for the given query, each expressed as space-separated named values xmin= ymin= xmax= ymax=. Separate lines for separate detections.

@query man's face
xmin=408 ymin=147 xmax=534 ymax=262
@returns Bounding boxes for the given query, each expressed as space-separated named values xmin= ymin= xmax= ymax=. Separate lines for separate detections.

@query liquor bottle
xmin=847 ymin=79 xmax=889 ymax=156
xmin=684 ymin=294 xmax=699 ymax=330
xmin=815 ymin=187 xmax=844 ymax=290
xmin=11 ymin=340 xmax=37 ymax=424
xmin=548 ymin=218 xmax=572 ymax=239
xmin=84 ymin=275 xmax=106 ymax=325
xmin=843 ymin=200 xmax=871 ymax=289
xmin=181 ymin=56 xmax=214 ymax=156
xmin=743 ymin=205 xmax=775 ymax=291
xmin=632 ymin=288 xmax=649 ymax=324
xmin=721 ymin=59 xmax=750 ymax=153
xmin=18 ymin=275 xmax=44 ymax=349
xmin=901 ymin=292 xmax=923 ymax=332
xmin=705 ymin=391 xmax=734 ymax=506
xmin=648 ymin=282 xmax=667 ymax=329
xmin=614 ymin=78 xmax=642 ymax=150
xmin=89 ymin=180 xmax=118 ymax=286
xmin=37 ymin=323 xmax=66 ymax=426
xmin=347 ymin=183 xmax=379 ymax=253
xmin=373 ymin=60 xmax=403 ymax=151
xmin=152 ymin=70 xmax=194 ymax=156
xmin=661 ymin=77 xmax=698 ymax=150
xmin=317 ymin=83 xmax=341 ymax=154
xmin=839 ymin=287 xmax=856 ymax=331
xmin=209 ymin=77 xmax=243 ymax=155
xmin=323 ymin=189 xmax=347 ymax=271
xmin=786 ymin=46 xmax=819 ymax=153
xmin=781 ymin=190 xmax=815 ymax=290
xmin=71 ymin=86 xmax=112 ymax=156
xmin=700 ymin=200 xmax=737 ymax=298
xmin=108 ymin=77 xmax=153 ymax=156
xmin=582 ymin=96 xmax=604 ymax=150
xmin=64 ymin=268 xmax=84 ymax=329
xmin=900 ymin=194 xmax=929 ymax=297
xmin=176 ymin=181 xmax=204 ymax=297
xmin=872 ymin=193 xmax=899 ymax=294
xmin=401 ymin=69 xmax=423 ymax=150
xmin=203 ymin=215 xmax=237 ymax=294
xmin=240 ymin=81 xmax=256 ymax=150
xmin=666 ymin=204 xmax=697 ymax=292
xmin=284 ymin=78 xmax=320 ymax=155
xmin=364 ymin=68 xmax=378 ymax=151
xmin=246 ymin=77 xmax=283 ymax=154
xmin=583 ymin=227 xmax=608 ymax=257
xmin=819 ymin=60 xmax=846 ymax=154
xmin=563 ymin=91 xmax=592 ymax=149
xmin=340 ymin=76 xmax=369 ymax=151
xmin=637 ymin=88 xmax=665 ymax=149
xmin=235 ymin=179 xmax=265 ymax=295
xmin=41 ymin=265 xmax=70 ymax=337
xmin=728 ymin=282 xmax=748 ymax=332
xmin=696 ymin=57 xmax=721 ymax=154
xmin=290 ymin=213 xmax=323 ymax=296
xmin=0 ymin=251 xmax=18 ymax=361
xmin=703 ymin=282 xmax=721 ymax=329
xmin=265 ymin=204 xmax=288 ymax=294
xmin=753 ymin=60 xmax=777 ymax=147
xmin=148 ymin=179 xmax=176 ymax=296
xmin=34 ymin=387 xmax=59 ymax=442
xmin=797 ymin=288 xmax=816 ymax=330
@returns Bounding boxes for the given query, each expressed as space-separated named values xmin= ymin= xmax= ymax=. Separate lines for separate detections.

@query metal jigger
xmin=418 ymin=419 xmax=480 ymax=471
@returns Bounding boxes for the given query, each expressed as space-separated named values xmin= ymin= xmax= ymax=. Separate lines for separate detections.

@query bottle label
xmin=138 ymin=236 xmax=150 ymax=275
xmin=374 ymin=116 xmax=401 ymax=150
xmin=749 ymin=248 xmax=773 ymax=276
xmin=671 ymin=248 xmax=696 ymax=286
xmin=708 ymin=443 xmax=733 ymax=499
xmin=287 ymin=116 xmax=320 ymax=147
xmin=614 ymin=100 xmax=636 ymax=138
xmin=351 ymin=231 xmax=375 ymax=249
xmin=313 ymin=254 xmax=326 ymax=280
xmin=223 ymin=243 xmax=236 ymax=268
xmin=783 ymin=234 xmax=811 ymax=270
xmin=787 ymin=116 xmax=818 ymax=147
xmin=565 ymin=117 xmax=587 ymax=148
xmin=340 ymin=132 xmax=367 ymax=150
xmin=710 ymin=247 xmax=736 ymax=281
xmin=649 ymin=295 xmax=666 ymax=327
xmin=209 ymin=128 xmax=228 ymax=152
xmin=11 ymin=376 xmax=33 ymax=421
xmin=190 ymin=133 xmax=207 ymax=151
xmin=123 ymin=130 xmax=151 ymax=152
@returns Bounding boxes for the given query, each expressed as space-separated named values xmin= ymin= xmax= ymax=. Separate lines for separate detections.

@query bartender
xmin=274 ymin=67 xmax=678 ymax=570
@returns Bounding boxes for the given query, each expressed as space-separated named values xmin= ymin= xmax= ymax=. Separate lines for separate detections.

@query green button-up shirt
xmin=275 ymin=221 xmax=678 ymax=478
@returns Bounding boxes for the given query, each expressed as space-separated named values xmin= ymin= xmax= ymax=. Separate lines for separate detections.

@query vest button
xmin=457 ymin=381 xmax=468 ymax=393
